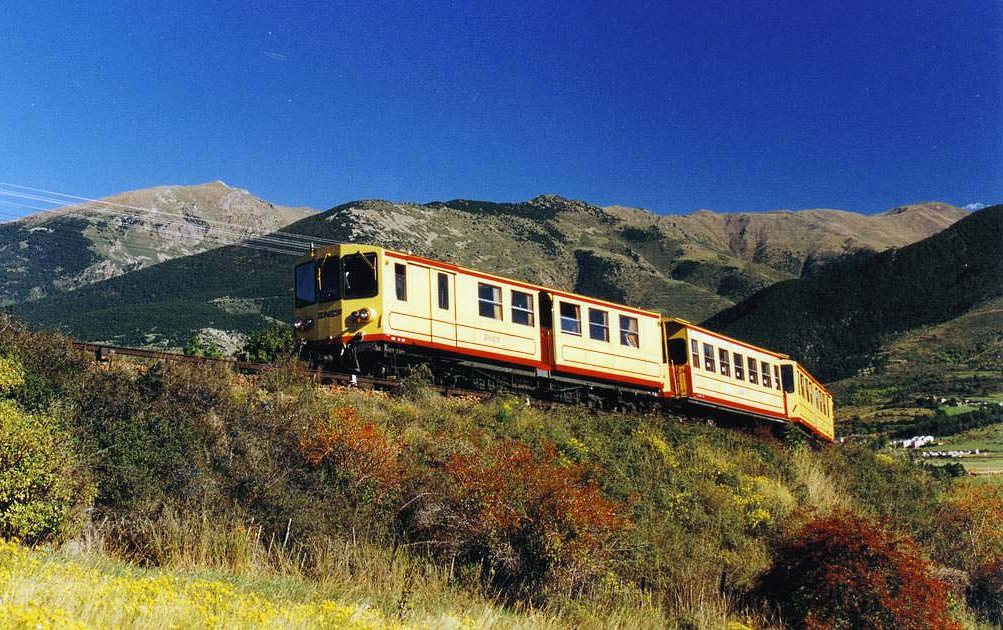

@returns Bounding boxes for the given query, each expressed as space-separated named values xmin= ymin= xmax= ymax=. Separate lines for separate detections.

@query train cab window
xmin=589 ymin=309 xmax=609 ymax=342
xmin=774 ymin=365 xmax=782 ymax=391
xmin=761 ymin=361 xmax=772 ymax=388
xmin=748 ymin=357 xmax=758 ymax=384
xmin=342 ymin=253 xmax=378 ymax=299
xmin=619 ymin=316 xmax=640 ymax=348
xmin=691 ymin=339 xmax=700 ymax=368
xmin=719 ymin=348 xmax=730 ymax=377
xmin=478 ymin=283 xmax=503 ymax=319
xmin=559 ymin=302 xmax=582 ymax=335
xmin=511 ymin=291 xmax=535 ymax=326
xmin=703 ymin=343 xmax=716 ymax=372
xmin=394 ymin=264 xmax=407 ymax=301
xmin=318 ymin=258 xmax=341 ymax=303
xmin=437 ymin=273 xmax=449 ymax=310
xmin=295 ymin=261 xmax=317 ymax=307
xmin=734 ymin=352 xmax=745 ymax=380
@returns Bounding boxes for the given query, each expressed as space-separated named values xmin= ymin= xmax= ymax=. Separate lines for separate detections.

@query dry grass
xmin=789 ymin=448 xmax=852 ymax=515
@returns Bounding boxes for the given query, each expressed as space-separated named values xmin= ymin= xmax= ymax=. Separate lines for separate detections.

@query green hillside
xmin=2 ymin=315 xmax=999 ymax=628
xmin=704 ymin=205 xmax=1003 ymax=383
xmin=6 ymin=195 xmax=966 ymax=347
xmin=0 ymin=182 xmax=313 ymax=306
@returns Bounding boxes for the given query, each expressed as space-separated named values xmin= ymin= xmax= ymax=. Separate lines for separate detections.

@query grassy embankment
xmin=2 ymin=314 xmax=1003 ymax=627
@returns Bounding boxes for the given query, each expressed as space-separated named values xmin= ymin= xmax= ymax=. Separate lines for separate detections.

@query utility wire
xmin=0 ymin=188 xmax=318 ymax=253
xmin=0 ymin=182 xmax=338 ymax=246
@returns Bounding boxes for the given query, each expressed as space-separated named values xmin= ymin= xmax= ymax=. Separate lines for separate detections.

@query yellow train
xmin=293 ymin=243 xmax=834 ymax=441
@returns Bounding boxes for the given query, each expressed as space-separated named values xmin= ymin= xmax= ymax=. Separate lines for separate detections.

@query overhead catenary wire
xmin=0 ymin=205 xmax=306 ymax=258
xmin=0 ymin=182 xmax=338 ymax=247
xmin=0 ymin=182 xmax=347 ymax=257
xmin=0 ymin=187 xmax=319 ymax=253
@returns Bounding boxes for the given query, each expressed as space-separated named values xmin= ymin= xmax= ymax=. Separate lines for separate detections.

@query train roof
xmin=662 ymin=317 xmax=791 ymax=359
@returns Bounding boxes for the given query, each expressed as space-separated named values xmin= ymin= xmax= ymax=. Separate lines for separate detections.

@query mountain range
xmin=2 ymin=182 xmax=968 ymax=349
xmin=0 ymin=181 xmax=313 ymax=306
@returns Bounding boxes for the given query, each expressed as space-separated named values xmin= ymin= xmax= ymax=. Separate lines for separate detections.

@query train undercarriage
xmin=302 ymin=339 xmax=662 ymax=413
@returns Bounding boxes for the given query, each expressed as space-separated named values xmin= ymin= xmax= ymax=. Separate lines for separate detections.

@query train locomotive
xmin=293 ymin=243 xmax=834 ymax=442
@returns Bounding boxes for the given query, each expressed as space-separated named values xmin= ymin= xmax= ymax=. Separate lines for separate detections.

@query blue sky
xmin=1 ymin=1 xmax=1000 ymax=215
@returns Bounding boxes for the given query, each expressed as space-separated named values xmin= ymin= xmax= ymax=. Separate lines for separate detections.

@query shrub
xmin=968 ymin=558 xmax=1003 ymax=627
xmin=0 ymin=399 xmax=94 ymax=543
xmin=0 ymin=355 xmax=25 ymax=392
xmin=933 ymin=482 xmax=1003 ymax=572
xmin=299 ymin=406 xmax=401 ymax=492
xmin=756 ymin=512 xmax=957 ymax=629
xmin=406 ymin=438 xmax=628 ymax=597
xmin=182 ymin=335 xmax=224 ymax=359
xmin=238 ymin=324 xmax=295 ymax=363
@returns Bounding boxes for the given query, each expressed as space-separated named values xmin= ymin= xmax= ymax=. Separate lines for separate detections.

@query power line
xmin=0 ymin=206 xmax=306 ymax=258
xmin=0 ymin=187 xmax=318 ymax=253
xmin=0 ymin=182 xmax=338 ymax=246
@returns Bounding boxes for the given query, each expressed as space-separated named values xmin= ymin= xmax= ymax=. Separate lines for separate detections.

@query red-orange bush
xmin=406 ymin=439 xmax=628 ymax=595
xmin=934 ymin=482 xmax=1003 ymax=571
xmin=756 ymin=512 xmax=958 ymax=630
xmin=299 ymin=406 xmax=400 ymax=491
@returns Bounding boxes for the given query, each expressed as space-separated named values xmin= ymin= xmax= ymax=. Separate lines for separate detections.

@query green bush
xmin=238 ymin=324 xmax=295 ymax=363
xmin=0 ymin=355 xmax=25 ymax=392
xmin=0 ymin=399 xmax=94 ymax=543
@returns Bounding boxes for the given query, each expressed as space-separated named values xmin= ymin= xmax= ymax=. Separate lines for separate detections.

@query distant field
xmin=941 ymin=404 xmax=978 ymax=416
xmin=918 ymin=423 xmax=1003 ymax=476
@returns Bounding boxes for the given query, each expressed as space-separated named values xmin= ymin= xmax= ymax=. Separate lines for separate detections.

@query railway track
xmin=70 ymin=341 xmax=501 ymax=401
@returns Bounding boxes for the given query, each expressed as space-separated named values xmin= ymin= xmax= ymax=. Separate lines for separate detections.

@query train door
xmin=665 ymin=324 xmax=688 ymax=396
xmin=430 ymin=270 xmax=457 ymax=346
xmin=538 ymin=291 xmax=554 ymax=367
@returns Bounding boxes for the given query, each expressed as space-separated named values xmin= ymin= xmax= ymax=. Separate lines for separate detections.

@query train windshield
xmin=295 ymin=261 xmax=317 ymax=307
xmin=318 ymin=257 xmax=341 ymax=302
xmin=342 ymin=252 xmax=378 ymax=299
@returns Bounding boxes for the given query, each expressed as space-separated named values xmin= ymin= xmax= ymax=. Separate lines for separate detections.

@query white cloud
xmin=263 ymin=51 xmax=287 ymax=61
xmin=964 ymin=202 xmax=987 ymax=211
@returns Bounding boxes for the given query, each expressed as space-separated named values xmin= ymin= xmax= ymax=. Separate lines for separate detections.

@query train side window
xmin=780 ymin=364 xmax=795 ymax=393
xmin=559 ymin=302 xmax=581 ymax=335
xmin=318 ymin=257 xmax=341 ymax=303
xmin=719 ymin=348 xmax=730 ymax=377
xmin=589 ymin=309 xmax=609 ymax=341
xmin=691 ymin=339 xmax=700 ymax=368
xmin=620 ymin=315 xmax=639 ymax=348
xmin=394 ymin=264 xmax=407 ymax=301
xmin=294 ymin=261 xmax=317 ymax=307
xmin=511 ymin=290 xmax=535 ymax=326
xmin=478 ymin=283 xmax=503 ymax=319
xmin=774 ymin=365 xmax=781 ymax=390
xmin=761 ymin=361 xmax=772 ymax=388
xmin=437 ymin=273 xmax=449 ymax=310
xmin=734 ymin=352 xmax=745 ymax=380
xmin=703 ymin=343 xmax=716 ymax=372
xmin=747 ymin=357 xmax=758 ymax=384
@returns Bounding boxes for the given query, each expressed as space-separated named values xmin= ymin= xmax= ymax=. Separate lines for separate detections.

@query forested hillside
xmin=705 ymin=205 xmax=1003 ymax=382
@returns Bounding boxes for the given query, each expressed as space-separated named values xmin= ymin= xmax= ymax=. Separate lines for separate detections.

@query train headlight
xmin=293 ymin=317 xmax=314 ymax=332
xmin=350 ymin=307 xmax=376 ymax=323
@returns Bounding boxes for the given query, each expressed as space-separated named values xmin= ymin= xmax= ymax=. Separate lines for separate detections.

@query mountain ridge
xmin=5 ymin=186 xmax=970 ymax=349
